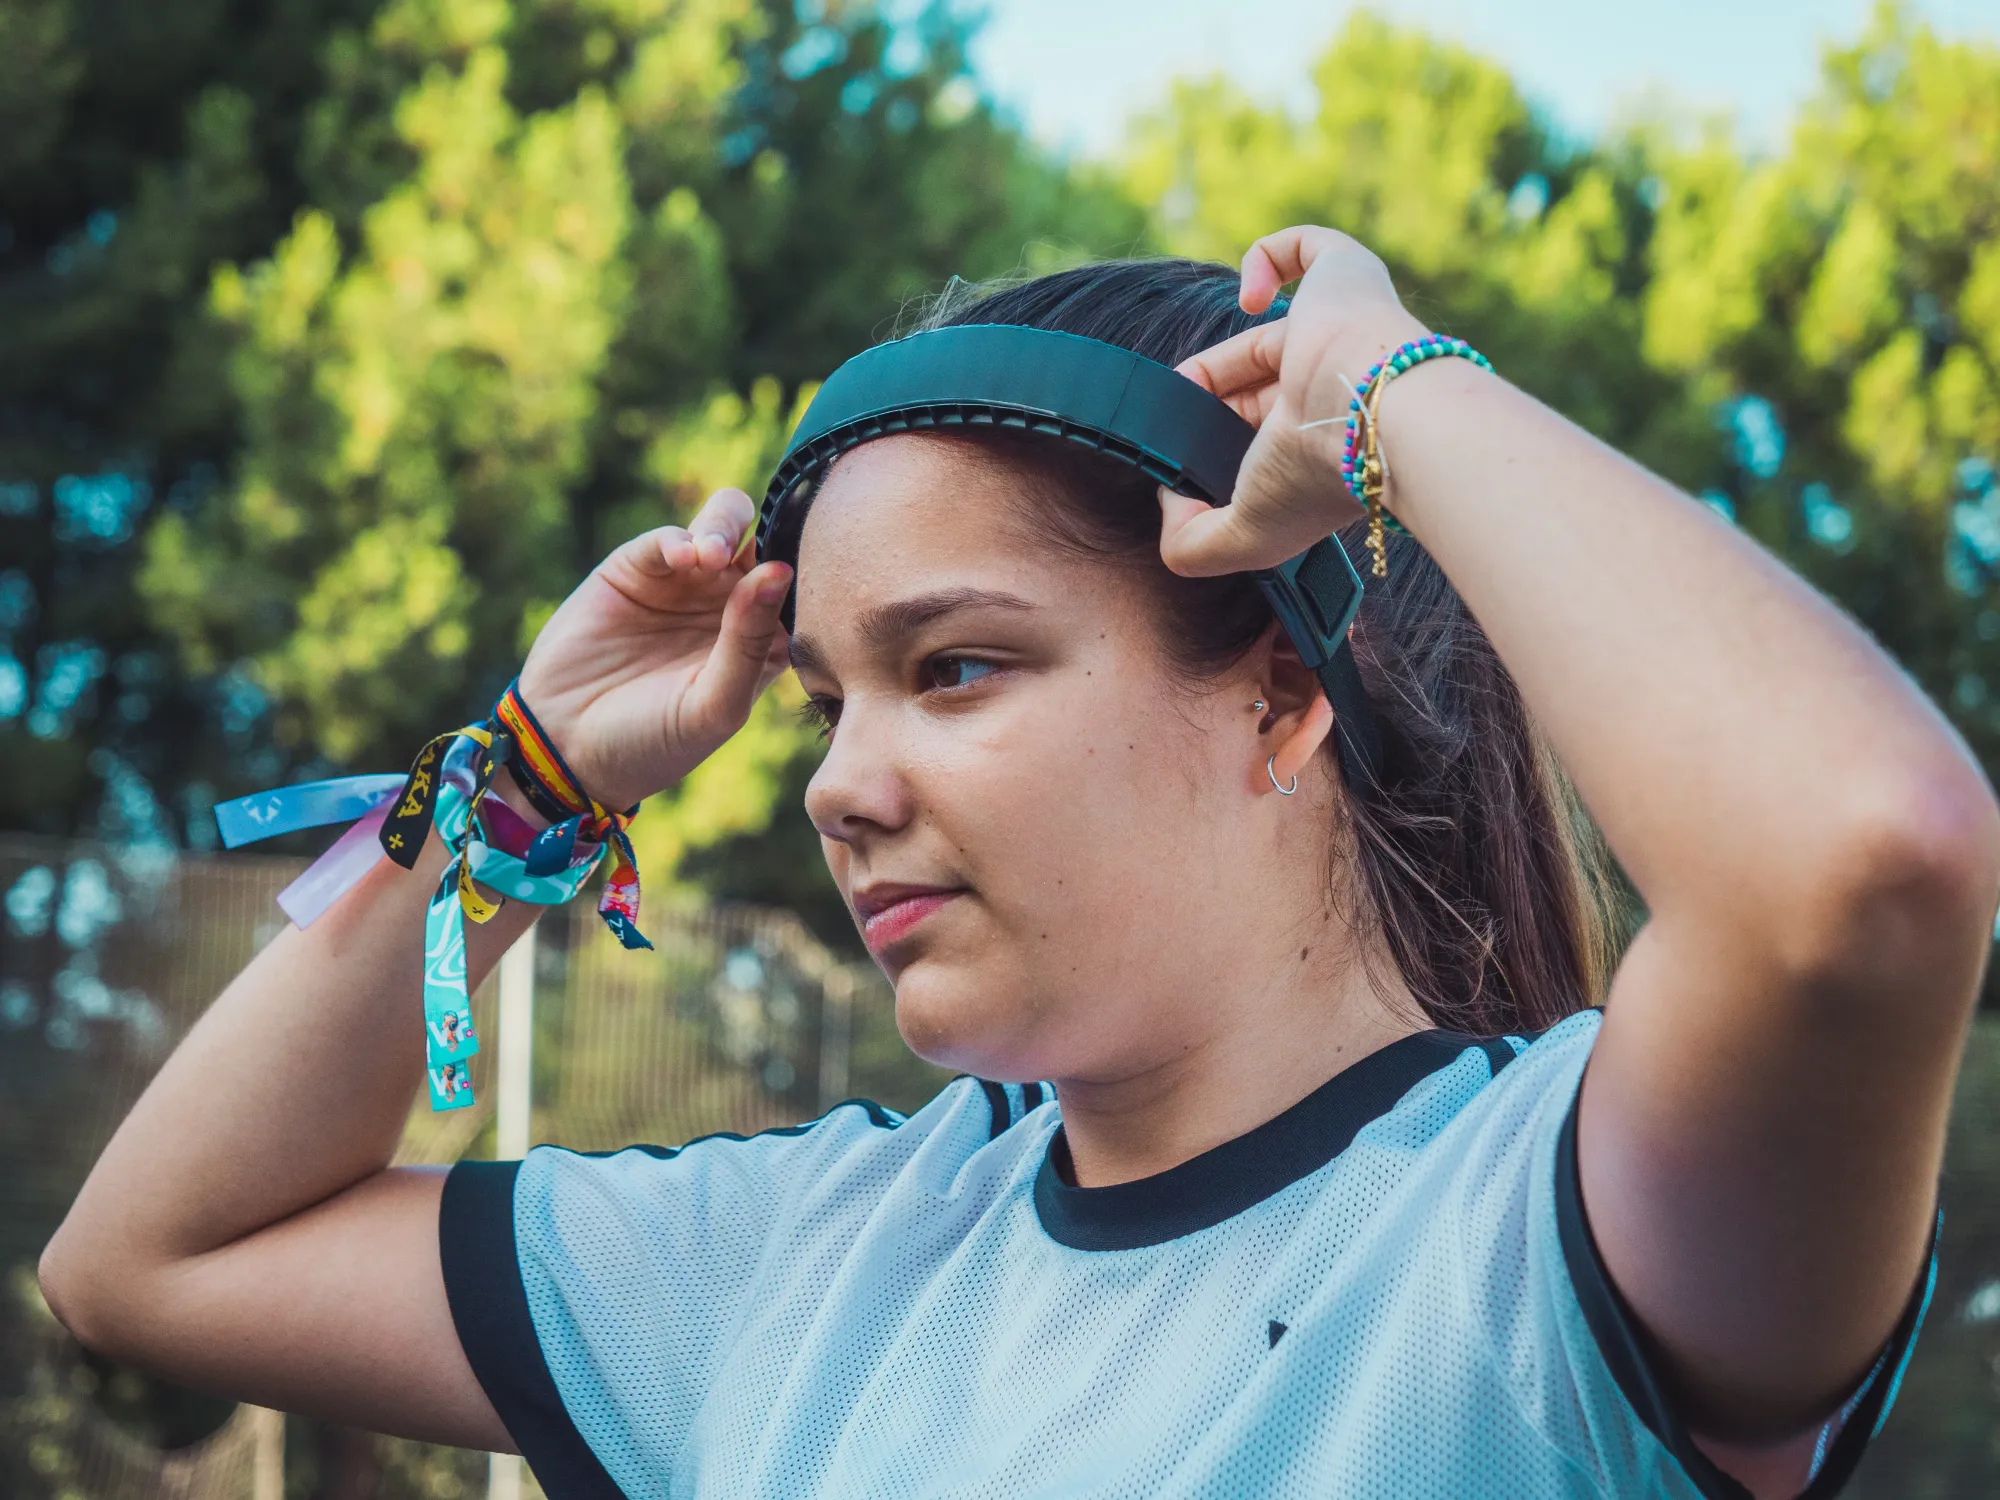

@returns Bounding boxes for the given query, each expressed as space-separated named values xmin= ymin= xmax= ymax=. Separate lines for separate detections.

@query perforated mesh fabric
xmin=445 ymin=1016 xmax=1913 ymax=1499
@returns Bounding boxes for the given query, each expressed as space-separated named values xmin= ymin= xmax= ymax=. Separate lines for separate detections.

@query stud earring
xmin=1251 ymin=699 xmax=1267 ymax=714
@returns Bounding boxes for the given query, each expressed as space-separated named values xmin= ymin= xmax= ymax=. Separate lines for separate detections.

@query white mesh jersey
xmin=441 ymin=1011 xmax=1931 ymax=1500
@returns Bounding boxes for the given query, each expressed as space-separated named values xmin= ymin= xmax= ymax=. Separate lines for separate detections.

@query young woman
xmin=40 ymin=226 xmax=2000 ymax=1499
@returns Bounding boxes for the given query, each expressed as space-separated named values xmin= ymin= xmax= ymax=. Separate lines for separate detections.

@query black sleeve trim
xmin=1554 ymin=1084 xmax=1936 ymax=1500
xmin=440 ymin=1160 xmax=629 ymax=1500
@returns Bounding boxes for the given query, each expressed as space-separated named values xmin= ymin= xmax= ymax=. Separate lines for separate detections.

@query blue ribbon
xmin=222 ymin=749 xmax=607 ymax=1114
xmin=524 ymin=814 xmax=586 ymax=877
xmin=214 ymin=775 xmax=408 ymax=849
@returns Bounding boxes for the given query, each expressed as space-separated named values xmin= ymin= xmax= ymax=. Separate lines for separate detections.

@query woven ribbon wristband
xmin=213 ymin=678 xmax=648 ymax=1114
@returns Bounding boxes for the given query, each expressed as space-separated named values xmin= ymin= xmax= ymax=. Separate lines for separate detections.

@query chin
xmin=889 ymin=960 xmax=1048 ymax=1081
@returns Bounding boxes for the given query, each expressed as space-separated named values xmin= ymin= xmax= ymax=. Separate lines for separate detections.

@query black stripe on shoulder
xmin=978 ymin=1079 xmax=1012 ymax=1141
xmin=1022 ymin=1081 xmax=1046 ymax=1112
xmin=1554 ymin=1082 xmax=1936 ymax=1500
xmin=440 ymin=1161 xmax=627 ymax=1500
xmin=1476 ymin=1036 xmax=1517 ymax=1078
xmin=564 ymin=1096 xmax=902 ymax=1162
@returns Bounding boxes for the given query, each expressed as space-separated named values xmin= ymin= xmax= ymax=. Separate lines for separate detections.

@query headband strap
xmin=756 ymin=323 xmax=1384 ymax=786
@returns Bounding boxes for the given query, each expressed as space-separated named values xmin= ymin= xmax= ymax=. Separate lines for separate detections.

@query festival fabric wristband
xmin=213 ymin=680 xmax=644 ymax=1113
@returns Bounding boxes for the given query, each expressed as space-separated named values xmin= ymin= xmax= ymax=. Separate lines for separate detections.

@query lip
xmin=853 ymin=883 xmax=967 ymax=953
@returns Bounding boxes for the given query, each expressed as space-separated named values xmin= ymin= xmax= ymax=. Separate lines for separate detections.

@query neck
xmin=1050 ymin=924 xmax=1423 ymax=1190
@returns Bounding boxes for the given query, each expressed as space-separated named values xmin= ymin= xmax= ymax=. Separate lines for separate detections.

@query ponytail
xmin=1343 ymin=532 xmax=1614 ymax=1030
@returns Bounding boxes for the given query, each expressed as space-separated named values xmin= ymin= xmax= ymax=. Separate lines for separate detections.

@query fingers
xmin=686 ymin=487 xmax=757 ymax=570
xmin=1239 ymin=225 xmax=1347 ymax=311
xmin=689 ymin=561 xmax=793 ymax=720
xmin=606 ymin=487 xmax=763 ymax=582
xmin=1177 ymin=319 xmax=1287 ymax=402
xmin=1157 ymin=488 xmax=1271 ymax=580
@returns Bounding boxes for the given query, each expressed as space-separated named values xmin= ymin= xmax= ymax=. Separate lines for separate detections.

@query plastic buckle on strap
xmin=1256 ymin=536 xmax=1382 ymax=787
xmin=1256 ymin=536 xmax=1365 ymax=672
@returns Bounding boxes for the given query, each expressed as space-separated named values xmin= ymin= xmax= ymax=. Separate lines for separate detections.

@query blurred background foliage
xmin=0 ymin=0 xmax=1991 ymax=939
xmin=5 ymin=0 xmax=2000 ymax=958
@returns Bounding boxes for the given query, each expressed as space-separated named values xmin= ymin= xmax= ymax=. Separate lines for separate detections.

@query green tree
xmin=1641 ymin=8 xmax=2000 ymax=776
xmin=0 ymin=0 xmax=381 ymax=840
xmin=128 ymin=0 xmax=1141 ymax=897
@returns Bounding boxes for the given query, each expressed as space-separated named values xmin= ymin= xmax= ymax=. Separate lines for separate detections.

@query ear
xmin=1251 ymin=621 xmax=1336 ymax=795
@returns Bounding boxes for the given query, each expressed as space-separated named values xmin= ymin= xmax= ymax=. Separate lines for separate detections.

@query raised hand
xmin=515 ymin=486 xmax=793 ymax=810
xmin=1160 ymin=225 xmax=1433 ymax=577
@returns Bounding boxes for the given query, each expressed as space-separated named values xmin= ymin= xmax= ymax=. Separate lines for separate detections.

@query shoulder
xmin=451 ymin=1073 xmax=1044 ymax=1262
xmin=436 ymin=1075 xmax=1036 ymax=1494
xmin=1353 ymin=1010 xmax=1601 ymax=1164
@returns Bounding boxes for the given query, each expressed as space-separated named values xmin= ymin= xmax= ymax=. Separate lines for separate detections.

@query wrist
xmin=1365 ymin=342 xmax=1501 ymax=538
xmin=482 ymin=772 xmax=553 ymax=837
xmin=1325 ymin=310 xmax=1435 ymax=391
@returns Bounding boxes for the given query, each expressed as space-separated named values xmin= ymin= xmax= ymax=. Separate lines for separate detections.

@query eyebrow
xmin=789 ymin=586 xmax=1038 ymax=677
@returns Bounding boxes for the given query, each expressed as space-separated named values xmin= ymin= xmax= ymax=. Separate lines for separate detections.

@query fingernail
xmin=756 ymin=567 xmax=792 ymax=605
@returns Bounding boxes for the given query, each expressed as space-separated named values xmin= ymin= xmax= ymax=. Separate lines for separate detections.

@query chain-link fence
xmin=0 ymin=835 xmax=945 ymax=1500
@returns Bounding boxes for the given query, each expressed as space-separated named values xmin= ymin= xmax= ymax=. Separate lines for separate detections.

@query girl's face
xmin=793 ymin=435 xmax=1327 ymax=1086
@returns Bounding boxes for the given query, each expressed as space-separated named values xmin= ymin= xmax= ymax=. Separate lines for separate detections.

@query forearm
xmin=1368 ymin=348 xmax=1997 ymax=1427
xmin=44 ymin=827 xmax=537 ymax=1303
xmin=1376 ymin=355 xmax=1998 ymax=968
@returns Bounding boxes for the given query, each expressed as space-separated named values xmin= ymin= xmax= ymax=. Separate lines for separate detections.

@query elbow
xmin=38 ymin=1220 xmax=127 ymax=1357
xmin=1776 ymin=761 xmax=2000 ymax=1012
xmin=38 ymin=1230 xmax=92 ymax=1347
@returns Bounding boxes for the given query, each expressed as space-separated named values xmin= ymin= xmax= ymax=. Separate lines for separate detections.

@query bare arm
xmin=1169 ymin=226 xmax=2000 ymax=1441
xmin=42 ymin=843 xmax=533 ymax=1447
xmin=39 ymin=488 xmax=793 ymax=1444
xmin=1378 ymin=356 xmax=1991 ymax=1438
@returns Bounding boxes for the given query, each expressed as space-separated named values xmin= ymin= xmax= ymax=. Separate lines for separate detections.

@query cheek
xmin=925 ymin=667 xmax=1216 ymax=931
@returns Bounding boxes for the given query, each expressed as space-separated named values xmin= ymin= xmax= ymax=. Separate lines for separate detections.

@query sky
xmin=967 ymin=0 xmax=2000 ymax=158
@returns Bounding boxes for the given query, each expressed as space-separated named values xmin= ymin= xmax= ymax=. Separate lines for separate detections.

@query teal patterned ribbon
xmin=417 ymin=766 xmax=600 ymax=1110
xmin=217 ymin=739 xmax=604 ymax=1114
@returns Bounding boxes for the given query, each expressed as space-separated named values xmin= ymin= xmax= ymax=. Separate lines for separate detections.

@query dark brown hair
xmin=907 ymin=258 xmax=1614 ymax=1036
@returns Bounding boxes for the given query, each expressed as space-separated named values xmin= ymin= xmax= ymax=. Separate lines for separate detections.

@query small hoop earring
xmin=1267 ymin=755 xmax=1298 ymax=796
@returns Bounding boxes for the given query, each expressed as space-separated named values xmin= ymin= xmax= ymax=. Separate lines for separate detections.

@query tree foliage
xmin=0 ymin=0 xmax=1142 ymax=866
xmin=1127 ymin=6 xmax=2000 ymax=785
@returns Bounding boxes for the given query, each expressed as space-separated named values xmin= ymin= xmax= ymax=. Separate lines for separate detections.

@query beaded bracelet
xmin=1326 ymin=334 xmax=1494 ymax=578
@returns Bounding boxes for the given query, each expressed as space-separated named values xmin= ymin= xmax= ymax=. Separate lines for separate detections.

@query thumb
xmin=690 ymin=562 xmax=792 ymax=724
xmin=1157 ymin=487 xmax=1286 ymax=579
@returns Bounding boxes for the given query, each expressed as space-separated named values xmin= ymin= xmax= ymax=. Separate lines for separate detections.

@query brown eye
xmin=923 ymin=656 xmax=997 ymax=692
xmin=797 ymin=696 xmax=840 ymax=739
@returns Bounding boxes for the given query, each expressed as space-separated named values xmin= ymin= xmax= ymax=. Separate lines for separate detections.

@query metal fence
xmin=0 ymin=835 xmax=942 ymax=1500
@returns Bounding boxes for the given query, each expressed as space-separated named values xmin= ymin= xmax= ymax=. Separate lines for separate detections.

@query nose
xmin=804 ymin=700 xmax=916 ymax=847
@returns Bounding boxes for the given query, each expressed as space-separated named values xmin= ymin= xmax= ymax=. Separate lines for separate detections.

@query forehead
xmin=791 ymin=434 xmax=1064 ymax=632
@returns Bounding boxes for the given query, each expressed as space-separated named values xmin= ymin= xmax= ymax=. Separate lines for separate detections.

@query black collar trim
xmin=1034 ymin=1030 xmax=1498 ymax=1251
